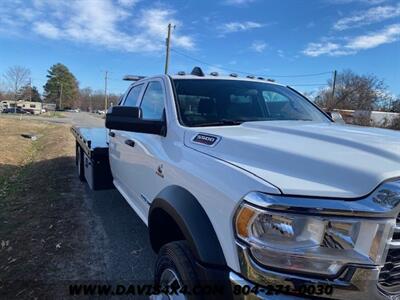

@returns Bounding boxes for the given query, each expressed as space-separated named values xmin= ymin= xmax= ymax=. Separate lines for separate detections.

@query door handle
xmin=124 ymin=139 xmax=135 ymax=147
xmin=109 ymin=131 xmax=115 ymax=137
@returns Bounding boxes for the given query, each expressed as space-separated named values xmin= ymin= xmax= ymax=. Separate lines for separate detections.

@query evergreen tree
xmin=31 ymin=86 xmax=41 ymax=102
xmin=43 ymin=63 xmax=79 ymax=109
xmin=17 ymin=85 xmax=41 ymax=102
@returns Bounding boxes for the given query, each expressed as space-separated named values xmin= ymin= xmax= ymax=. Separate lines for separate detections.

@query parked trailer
xmin=70 ymin=126 xmax=114 ymax=190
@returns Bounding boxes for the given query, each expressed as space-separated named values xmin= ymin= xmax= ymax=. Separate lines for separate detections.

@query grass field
xmin=0 ymin=117 xmax=106 ymax=298
xmin=39 ymin=111 xmax=65 ymax=118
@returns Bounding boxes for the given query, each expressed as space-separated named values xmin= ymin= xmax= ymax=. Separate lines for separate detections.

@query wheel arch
xmin=148 ymin=185 xmax=227 ymax=267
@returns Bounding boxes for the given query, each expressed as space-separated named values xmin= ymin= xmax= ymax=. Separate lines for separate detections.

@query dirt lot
xmin=0 ymin=118 xmax=109 ymax=298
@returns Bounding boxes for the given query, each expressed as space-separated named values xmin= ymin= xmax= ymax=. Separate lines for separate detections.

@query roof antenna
xmin=191 ymin=66 xmax=205 ymax=77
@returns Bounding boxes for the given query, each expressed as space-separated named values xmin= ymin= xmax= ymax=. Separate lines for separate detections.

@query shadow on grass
xmin=0 ymin=156 xmax=156 ymax=299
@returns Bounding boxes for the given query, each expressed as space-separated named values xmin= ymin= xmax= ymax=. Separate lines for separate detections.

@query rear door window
xmin=124 ymin=84 xmax=143 ymax=106
xmin=140 ymin=81 xmax=165 ymax=120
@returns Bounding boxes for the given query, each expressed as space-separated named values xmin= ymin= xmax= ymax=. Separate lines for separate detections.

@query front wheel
xmin=153 ymin=241 xmax=201 ymax=300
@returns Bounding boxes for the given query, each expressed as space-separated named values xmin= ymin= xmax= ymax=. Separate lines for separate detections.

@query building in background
xmin=1 ymin=100 xmax=43 ymax=114
xmin=333 ymin=109 xmax=399 ymax=127
xmin=42 ymin=103 xmax=56 ymax=112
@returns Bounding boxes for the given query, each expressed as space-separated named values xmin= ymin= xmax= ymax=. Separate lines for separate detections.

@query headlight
xmin=235 ymin=202 xmax=395 ymax=277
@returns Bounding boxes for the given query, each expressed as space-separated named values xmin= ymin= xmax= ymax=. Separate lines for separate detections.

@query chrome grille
xmin=378 ymin=214 xmax=400 ymax=295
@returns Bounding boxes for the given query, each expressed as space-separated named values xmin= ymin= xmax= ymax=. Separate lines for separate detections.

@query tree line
xmin=314 ymin=70 xmax=399 ymax=113
xmin=312 ymin=70 xmax=400 ymax=129
xmin=0 ymin=63 xmax=120 ymax=111
xmin=0 ymin=65 xmax=399 ymax=115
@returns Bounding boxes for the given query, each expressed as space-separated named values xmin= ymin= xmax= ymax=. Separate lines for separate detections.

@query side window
xmin=140 ymin=81 xmax=165 ymax=120
xmin=124 ymin=84 xmax=143 ymax=106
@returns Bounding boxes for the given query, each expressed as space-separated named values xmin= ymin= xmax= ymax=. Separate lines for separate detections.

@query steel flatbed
xmin=71 ymin=126 xmax=114 ymax=190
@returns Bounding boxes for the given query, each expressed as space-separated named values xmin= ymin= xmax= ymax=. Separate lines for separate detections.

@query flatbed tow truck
xmin=71 ymin=68 xmax=400 ymax=299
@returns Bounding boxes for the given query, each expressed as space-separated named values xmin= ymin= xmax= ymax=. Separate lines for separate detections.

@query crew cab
xmin=72 ymin=67 xmax=400 ymax=299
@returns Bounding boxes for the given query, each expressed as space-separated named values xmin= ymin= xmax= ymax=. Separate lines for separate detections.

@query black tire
xmin=154 ymin=241 xmax=201 ymax=300
xmin=76 ymin=144 xmax=85 ymax=182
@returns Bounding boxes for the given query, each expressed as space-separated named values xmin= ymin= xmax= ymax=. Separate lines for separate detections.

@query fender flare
xmin=149 ymin=185 xmax=227 ymax=267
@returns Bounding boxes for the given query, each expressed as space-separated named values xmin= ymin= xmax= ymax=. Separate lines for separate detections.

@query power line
xmin=267 ymin=72 xmax=332 ymax=78
xmin=289 ymin=83 xmax=327 ymax=87
xmin=171 ymin=48 xmax=253 ymax=75
xmin=170 ymin=48 xmax=332 ymax=79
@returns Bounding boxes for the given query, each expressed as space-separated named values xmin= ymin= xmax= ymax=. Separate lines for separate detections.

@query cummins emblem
xmin=192 ymin=133 xmax=221 ymax=147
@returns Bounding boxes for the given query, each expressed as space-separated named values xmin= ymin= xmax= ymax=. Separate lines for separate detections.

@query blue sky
xmin=0 ymin=0 xmax=399 ymax=96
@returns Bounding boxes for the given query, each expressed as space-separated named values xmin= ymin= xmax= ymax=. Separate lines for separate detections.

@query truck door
xmin=115 ymin=79 xmax=167 ymax=222
xmin=109 ymin=83 xmax=144 ymax=202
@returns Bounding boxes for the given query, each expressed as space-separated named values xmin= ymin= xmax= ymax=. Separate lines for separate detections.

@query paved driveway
xmin=0 ymin=111 xmax=105 ymax=127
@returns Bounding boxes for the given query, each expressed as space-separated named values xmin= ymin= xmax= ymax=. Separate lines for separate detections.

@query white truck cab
xmin=74 ymin=67 xmax=400 ymax=299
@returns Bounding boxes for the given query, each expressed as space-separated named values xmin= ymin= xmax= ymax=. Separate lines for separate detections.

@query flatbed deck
xmin=71 ymin=126 xmax=109 ymax=157
xmin=71 ymin=126 xmax=114 ymax=190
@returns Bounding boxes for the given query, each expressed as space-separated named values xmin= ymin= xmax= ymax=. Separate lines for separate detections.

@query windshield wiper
xmin=195 ymin=119 xmax=243 ymax=127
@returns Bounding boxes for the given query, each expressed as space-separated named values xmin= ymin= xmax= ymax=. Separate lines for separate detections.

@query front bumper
xmin=232 ymin=242 xmax=396 ymax=300
xmin=230 ymin=271 xmax=300 ymax=300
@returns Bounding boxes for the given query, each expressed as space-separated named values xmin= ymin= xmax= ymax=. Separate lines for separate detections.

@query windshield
xmin=173 ymin=79 xmax=329 ymax=127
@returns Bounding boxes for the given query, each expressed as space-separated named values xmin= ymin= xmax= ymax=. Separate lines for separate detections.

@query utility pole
xmin=14 ymin=81 xmax=17 ymax=113
xmin=104 ymin=70 xmax=108 ymax=111
xmin=331 ymin=70 xmax=337 ymax=101
xmin=164 ymin=23 xmax=172 ymax=74
xmin=29 ymin=78 xmax=32 ymax=102
xmin=59 ymin=82 xmax=63 ymax=110
xmin=89 ymin=93 xmax=92 ymax=113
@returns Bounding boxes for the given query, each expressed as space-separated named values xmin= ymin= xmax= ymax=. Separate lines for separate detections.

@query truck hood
xmin=184 ymin=121 xmax=400 ymax=198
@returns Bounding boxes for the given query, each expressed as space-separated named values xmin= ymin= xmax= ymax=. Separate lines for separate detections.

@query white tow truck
xmin=72 ymin=67 xmax=400 ymax=299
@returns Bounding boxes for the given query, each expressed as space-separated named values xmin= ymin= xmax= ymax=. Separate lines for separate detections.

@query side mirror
xmin=327 ymin=111 xmax=345 ymax=124
xmin=105 ymin=106 xmax=166 ymax=136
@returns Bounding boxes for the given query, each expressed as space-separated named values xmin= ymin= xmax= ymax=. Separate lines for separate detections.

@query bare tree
xmin=77 ymin=88 xmax=121 ymax=112
xmin=315 ymin=70 xmax=393 ymax=112
xmin=3 ymin=66 xmax=31 ymax=100
xmin=391 ymin=97 xmax=400 ymax=113
xmin=390 ymin=117 xmax=400 ymax=130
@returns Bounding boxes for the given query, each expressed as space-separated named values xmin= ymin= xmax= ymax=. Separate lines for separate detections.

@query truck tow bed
xmin=71 ymin=126 xmax=114 ymax=190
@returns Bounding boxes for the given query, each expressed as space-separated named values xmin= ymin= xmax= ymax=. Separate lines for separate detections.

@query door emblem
xmin=156 ymin=164 xmax=164 ymax=178
xmin=192 ymin=133 xmax=221 ymax=147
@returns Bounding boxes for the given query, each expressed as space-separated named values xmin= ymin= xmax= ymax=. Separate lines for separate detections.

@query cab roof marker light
xmin=229 ymin=73 xmax=238 ymax=77
xmin=246 ymin=75 xmax=255 ymax=79
xmin=177 ymin=71 xmax=186 ymax=75
xmin=210 ymin=72 xmax=219 ymax=76
xmin=123 ymin=75 xmax=146 ymax=81
xmin=191 ymin=66 xmax=205 ymax=77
